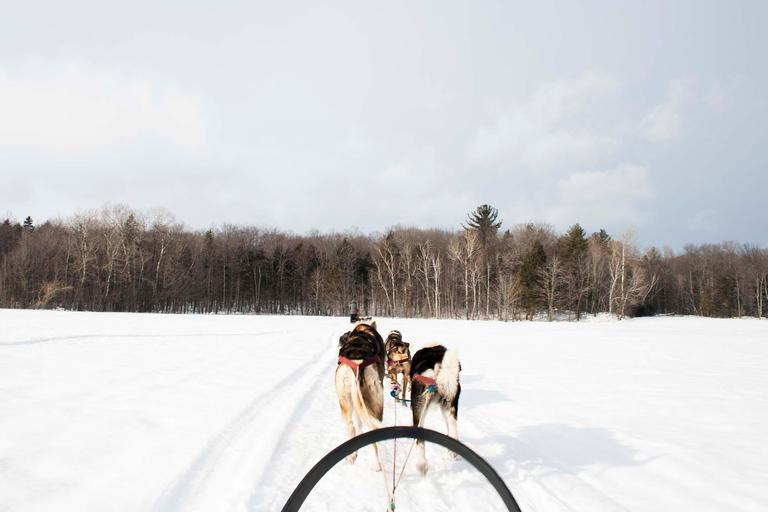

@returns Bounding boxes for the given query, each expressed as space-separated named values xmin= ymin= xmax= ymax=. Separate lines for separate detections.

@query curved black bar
xmin=281 ymin=426 xmax=522 ymax=512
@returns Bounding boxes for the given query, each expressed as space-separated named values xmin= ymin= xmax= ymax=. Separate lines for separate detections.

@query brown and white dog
xmin=410 ymin=344 xmax=461 ymax=476
xmin=335 ymin=321 xmax=386 ymax=470
xmin=385 ymin=330 xmax=411 ymax=402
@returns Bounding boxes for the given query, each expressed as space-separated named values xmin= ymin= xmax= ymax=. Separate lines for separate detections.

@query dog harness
xmin=338 ymin=355 xmax=380 ymax=372
xmin=387 ymin=357 xmax=411 ymax=365
xmin=412 ymin=373 xmax=436 ymax=386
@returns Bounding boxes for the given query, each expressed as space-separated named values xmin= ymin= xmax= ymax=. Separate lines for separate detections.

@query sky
xmin=1 ymin=0 xmax=766 ymax=250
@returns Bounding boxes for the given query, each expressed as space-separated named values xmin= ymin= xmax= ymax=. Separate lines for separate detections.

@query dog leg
xmin=361 ymin=366 xmax=384 ymax=471
xmin=336 ymin=368 xmax=358 ymax=465
xmin=411 ymin=388 xmax=429 ymax=475
xmin=370 ymin=442 xmax=382 ymax=472
xmin=415 ymin=440 xmax=428 ymax=476
xmin=341 ymin=405 xmax=357 ymax=464
xmin=442 ymin=405 xmax=459 ymax=460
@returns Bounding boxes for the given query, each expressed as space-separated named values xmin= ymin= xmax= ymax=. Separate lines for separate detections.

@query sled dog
xmin=335 ymin=321 xmax=386 ymax=470
xmin=410 ymin=344 xmax=461 ymax=476
xmin=384 ymin=329 xmax=402 ymax=353
xmin=385 ymin=330 xmax=411 ymax=402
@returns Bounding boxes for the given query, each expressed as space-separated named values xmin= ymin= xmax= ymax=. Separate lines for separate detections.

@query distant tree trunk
xmin=486 ymin=262 xmax=491 ymax=319
xmin=432 ymin=254 xmax=441 ymax=318
xmin=222 ymin=254 xmax=226 ymax=313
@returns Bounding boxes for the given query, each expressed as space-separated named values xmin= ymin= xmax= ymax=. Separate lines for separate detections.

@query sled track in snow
xmin=1 ymin=331 xmax=286 ymax=347
xmin=150 ymin=331 xmax=338 ymax=512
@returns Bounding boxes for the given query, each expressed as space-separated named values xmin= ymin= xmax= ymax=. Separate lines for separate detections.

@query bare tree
xmin=1 ymin=202 xmax=765 ymax=321
xmin=537 ymin=256 xmax=564 ymax=322
xmin=374 ymin=232 xmax=399 ymax=316
xmin=608 ymin=230 xmax=657 ymax=319
xmin=100 ymin=204 xmax=132 ymax=308
xmin=417 ymin=240 xmax=433 ymax=317
xmin=68 ymin=210 xmax=99 ymax=310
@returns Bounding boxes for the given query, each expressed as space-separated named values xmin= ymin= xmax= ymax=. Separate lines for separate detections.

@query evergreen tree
xmin=561 ymin=223 xmax=588 ymax=265
xmin=464 ymin=204 xmax=502 ymax=318
xmin=0 ymin=219 xmax=22 ymax=259
xmin=519 ymin=239 xmax=547 ymax=319
xmin=22 ymin=216 xmax=34 ymax=232
xmin=560 ymin=223 xmax=589 ymax=319
xmin=463 ymin=204 xmax=502 ymax=248
xmin=123 ymin=214 xmax=141 ymax=245
xmin=595 ymin=228 xmax=611 ymax=245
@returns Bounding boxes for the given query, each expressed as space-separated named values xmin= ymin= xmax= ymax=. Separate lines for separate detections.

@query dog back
xmin=385 ymin=330 xmax=403 ymax=354
xmin=339 ymin=323 xmax=386 ymax=380
xmin=387 ymin=339 xmax=411 ymax=366
xmin=410 ymin=344 xmax=461 ymax=406
xmin=410 ymin=344 xmax=447 ymax=377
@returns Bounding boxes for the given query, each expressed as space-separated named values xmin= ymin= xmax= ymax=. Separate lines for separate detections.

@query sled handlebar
xmin=281 ymin=426 xmax=522 ymax=512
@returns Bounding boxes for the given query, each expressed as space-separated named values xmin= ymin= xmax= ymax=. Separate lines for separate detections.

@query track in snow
xmin=3 ymin=311 xmax=767 ymax=512
xmin=151 ymin=331 xmax=340 ymax=512
xmin=248 ymin=334 xmax=513 ymax=512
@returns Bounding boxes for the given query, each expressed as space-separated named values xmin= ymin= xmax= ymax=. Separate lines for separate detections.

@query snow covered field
xmin=1 ymin=310 xmax=766 ymax=512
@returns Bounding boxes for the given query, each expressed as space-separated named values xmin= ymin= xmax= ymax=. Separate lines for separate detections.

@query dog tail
xmin=436 ymin=347 xmax=460 ymax=398
xmin=353 ymin=366 xmax=383 ymax=429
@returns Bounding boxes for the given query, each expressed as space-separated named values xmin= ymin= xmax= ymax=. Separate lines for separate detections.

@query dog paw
xmin=416 ymin=460 xmax=429 ymax=476
xmin=370 ymin=461 xmax=382 ymax=472
xmin=445 ymin=451 xmax=458 ymax=461
xmin=345 ymin=452 xmax=357 ymax=465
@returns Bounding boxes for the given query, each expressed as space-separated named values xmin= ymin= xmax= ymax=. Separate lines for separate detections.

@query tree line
xmin=1 ymin=204 xmax=766 ymax=320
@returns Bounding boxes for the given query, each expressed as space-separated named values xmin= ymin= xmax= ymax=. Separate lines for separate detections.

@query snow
xmin=1 ymin=310 xmax=767 ymax=512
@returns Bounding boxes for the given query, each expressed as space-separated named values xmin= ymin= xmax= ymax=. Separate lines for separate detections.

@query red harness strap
xmin=387 ymin=358 xmax=411 ymax=365
xmin=338 ymin=355 xmax=380 ymax=372
xmin=413 ymin=373 xmax=436 ymax=386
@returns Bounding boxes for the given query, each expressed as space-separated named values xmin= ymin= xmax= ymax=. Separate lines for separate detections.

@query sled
xmin=281 ymin=426 xmax=521 ymax=511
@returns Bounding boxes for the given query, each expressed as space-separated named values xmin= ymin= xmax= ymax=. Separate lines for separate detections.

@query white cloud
xmin=639 ymin=77 xmax=695 ymax=142
xmin=466 ymin=71 xmax=621 ymax=170
xmin=0 ymin=57 xmax=212 ymax=155
xmin=687 ymin=210 xmax=719 ymax=232
xmin=704 ymin=83 xmax=726 ymax=110
xmin=542 ymin=163 xmax=656 ymax=230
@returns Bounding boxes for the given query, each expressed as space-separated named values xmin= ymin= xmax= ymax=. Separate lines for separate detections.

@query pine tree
xmin=595 ymin=229 xmax=611 ymax=245
xmin=0 ymin=219 xmax=22 ymax=258
xmin=23 ymin=216 xmax=34 ymax=232
xmin=520 ymin=240 xmax=547 ymax=319
xmin=463 ymin=204 xmax=502 ymax=248
xmin=561 ymin=223 xmax=588 ymax=265
xmin=560 ymin=223 xmax=589 ymax=320
xmin=464 ymin=205 xmax=502 ymax=318
xmin=123 ymin=214 xmax=140 ymax=245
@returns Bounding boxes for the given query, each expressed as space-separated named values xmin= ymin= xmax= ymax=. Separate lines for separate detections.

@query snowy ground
xmin=1 ymin=310 xmax=767 ymax=512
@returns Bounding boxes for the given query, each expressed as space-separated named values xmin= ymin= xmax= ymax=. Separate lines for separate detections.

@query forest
xmin=1 ymin=204 xmax=766 ymax=320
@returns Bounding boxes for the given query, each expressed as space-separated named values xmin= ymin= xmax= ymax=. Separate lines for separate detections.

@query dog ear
xmin=404 ymin=342 xmax=410 ymax=347
xmin=370 ymin=320 xmax=377 ymax=331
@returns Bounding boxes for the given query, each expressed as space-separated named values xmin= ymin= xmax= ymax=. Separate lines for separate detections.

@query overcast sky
xmin=1 ymin=0 xmax=766 ymax=249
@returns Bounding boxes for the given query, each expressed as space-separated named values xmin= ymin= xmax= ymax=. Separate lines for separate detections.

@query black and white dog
xmin=410 ymin=344 xmax=461 ymax=476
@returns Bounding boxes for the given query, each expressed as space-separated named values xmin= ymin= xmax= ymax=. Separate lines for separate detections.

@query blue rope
xmin=390 ymin=390 xmax=411 ymax=403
